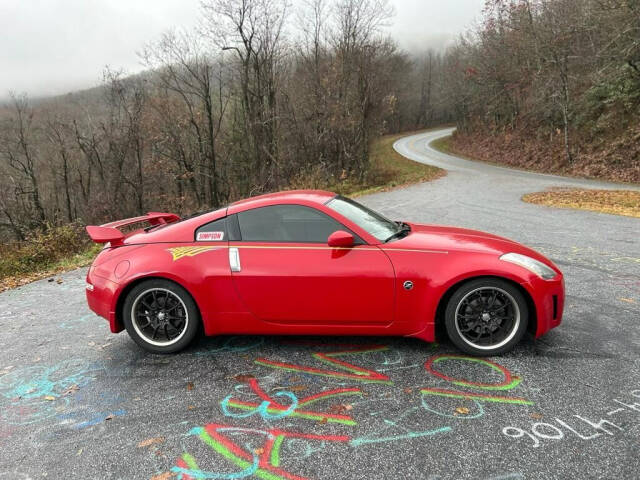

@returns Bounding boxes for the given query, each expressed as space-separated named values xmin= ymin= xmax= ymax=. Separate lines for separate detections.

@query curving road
xmin=0 ymin=128 xmax=638 ymax=480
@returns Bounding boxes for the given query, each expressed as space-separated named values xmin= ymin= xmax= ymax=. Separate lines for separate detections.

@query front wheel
xmin=122 ymin=279 xmax=200 ymax=354
xmin=444 ymin=278 xmax=528 ymax=356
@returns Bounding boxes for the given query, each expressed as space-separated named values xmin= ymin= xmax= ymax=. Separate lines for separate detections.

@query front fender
xmin=386 ymin=249 xmax=545 ymax=341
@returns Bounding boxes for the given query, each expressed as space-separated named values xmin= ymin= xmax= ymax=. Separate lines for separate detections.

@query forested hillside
xmin=0 ymin=0 xmax=452 ymax=242
xmin=441 ymin=0 xmax=640 ymax=182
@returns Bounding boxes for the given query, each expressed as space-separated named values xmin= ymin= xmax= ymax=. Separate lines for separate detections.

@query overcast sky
xmin=0 ymin=0 xmax=484 ymax=99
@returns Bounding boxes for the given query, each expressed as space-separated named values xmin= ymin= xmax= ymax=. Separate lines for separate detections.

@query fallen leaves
xmin=137 ymin=437 xmax=166 ymax=448
xmin=448 ymin=130 xmax=639 ymax=185
xmin=522 ymin=189 xmax=640 ymax=218
xmin=288 ymin=385 xmax=308 ymax=392
xmin=329 ymin=404 xmax=353 ymax=415
xmin=150 ymin=472 xmax=174 ymax=480
xmin=44 ymin=395 xmax=56 ymax=401
xmin=233 ymin=374 xmax=255 ymax=383
xmin=62 ymin=384 xmax=79 ymax=396
xmin=186 ymin=382 xmax=194 ymax=391
xmin=455 ymin=407 xmax=470 ymax=415
xmin=530 ymin=413 xmax=544 ymax=420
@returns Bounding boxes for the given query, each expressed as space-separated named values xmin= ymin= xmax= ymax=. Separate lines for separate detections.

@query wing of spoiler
xmin=86 ymin=212 xmax=181 ymax=246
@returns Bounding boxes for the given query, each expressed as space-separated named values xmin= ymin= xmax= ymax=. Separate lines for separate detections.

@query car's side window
xmin=236 ymin=205 xmax=361 ymax=243
xmin=195 ymin=217 xmax=227 ymax=242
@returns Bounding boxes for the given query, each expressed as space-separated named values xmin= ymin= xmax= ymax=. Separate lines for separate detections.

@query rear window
xmin=195 ymin=217 xmax=227 ymax=242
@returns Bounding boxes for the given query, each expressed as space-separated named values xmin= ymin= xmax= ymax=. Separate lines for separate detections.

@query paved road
xmin=0 ymin=128 xmax=638 ymax=479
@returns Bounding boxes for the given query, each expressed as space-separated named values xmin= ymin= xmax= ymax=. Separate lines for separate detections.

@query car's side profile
xmin=86 ymin=190 xmax=564 ymax=355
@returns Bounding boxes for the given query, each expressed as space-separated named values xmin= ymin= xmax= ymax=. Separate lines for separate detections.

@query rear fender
xmin=109 ymin=243 xmax=242 ymax=336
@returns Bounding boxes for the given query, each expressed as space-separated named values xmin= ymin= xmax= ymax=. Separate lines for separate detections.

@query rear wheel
xmin=123 ymin=279 xmax=200 ymax=354
xmin=444 ymin=278 xmax=528 ymax=356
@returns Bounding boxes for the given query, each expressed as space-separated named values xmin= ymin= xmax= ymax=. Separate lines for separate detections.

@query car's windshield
xmin=326 ymin=196 xmax=400 ymax=242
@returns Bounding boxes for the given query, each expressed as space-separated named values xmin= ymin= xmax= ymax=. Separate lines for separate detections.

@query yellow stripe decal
xmin=167 ymin=244 xmax=448 ymax=258
xmin=168 ymin=246 xmax=222 ymax=261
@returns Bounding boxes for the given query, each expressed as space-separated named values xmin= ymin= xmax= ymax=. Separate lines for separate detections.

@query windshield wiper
xmin=384 ymin=223 xmax=411 ymax=243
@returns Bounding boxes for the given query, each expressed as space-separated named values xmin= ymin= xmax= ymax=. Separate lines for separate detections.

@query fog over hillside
xmin=0 ymin=0 xmax=484 ymax=100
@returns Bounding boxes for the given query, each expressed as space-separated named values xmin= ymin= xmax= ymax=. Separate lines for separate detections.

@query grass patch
xmin=429 ymin=135 xmax=453 ymax=154
xmin=522 ymin=189 xmax=640 ymax=218
xmin=0 ymin=225 xmax=100 ymax=292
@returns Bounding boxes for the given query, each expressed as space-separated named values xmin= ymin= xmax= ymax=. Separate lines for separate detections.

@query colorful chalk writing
xmin=167 ymin=347 xmax=534 ymax=480
xmin=172 ymin=424 xmax=350 ymax=480
xmin=255 ymin=344 xmax=392 ymax=384
xmin=349 ymin=399 xmax=452 ymax=446
xmin=421 ymin=355 xmax=532 ymax=405
xmin=222 ymin=378 xmax=361 ymax=425
xmin=0 ymin=358 xmax=104 ymax=425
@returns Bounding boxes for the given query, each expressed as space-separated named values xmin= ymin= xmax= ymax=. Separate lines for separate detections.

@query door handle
xmin=229 ymin=247 xmax=241 ymax=272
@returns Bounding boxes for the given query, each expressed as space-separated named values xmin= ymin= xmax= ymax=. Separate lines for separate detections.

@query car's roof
xmin=123 ymin=190 xmax=338 ymax=244
xmin=230 ymin=190 xmax=336 ymax=207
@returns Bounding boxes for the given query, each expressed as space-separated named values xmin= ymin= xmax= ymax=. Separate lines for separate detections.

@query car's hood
xmin=386 ymin=223 xmax=552 ymax=264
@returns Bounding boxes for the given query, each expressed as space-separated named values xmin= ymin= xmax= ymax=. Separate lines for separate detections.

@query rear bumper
xmin=86 ymin=268 xmax=123 ymax=333
xmin=521 ymin=274 xmax=565 ymax=338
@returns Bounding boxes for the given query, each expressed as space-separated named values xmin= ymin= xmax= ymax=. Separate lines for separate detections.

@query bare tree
xmin=142 ymin=30 xmax=231 ymax=206
xmin=202 ymin=0 xmax=289 ymax=191
xmin=44 ymin=115 xmax=75 ymax=223
xmin=0 ymin=94 xmax=47 ymax=229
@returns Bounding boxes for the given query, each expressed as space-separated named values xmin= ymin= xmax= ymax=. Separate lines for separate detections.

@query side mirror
xmin=328 ymin=230 xmax=354 ymax=248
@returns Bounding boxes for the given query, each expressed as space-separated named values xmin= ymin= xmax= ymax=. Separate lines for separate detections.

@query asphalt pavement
xmin=0 ymin=128 xmax=638 ymax=479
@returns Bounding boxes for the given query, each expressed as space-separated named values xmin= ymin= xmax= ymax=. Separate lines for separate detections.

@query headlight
xmin=500 ymin=253 xmax=557 ymax=280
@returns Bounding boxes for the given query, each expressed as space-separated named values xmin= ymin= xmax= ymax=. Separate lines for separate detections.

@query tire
xmin=444 ymin=278 xmax=528 ymax=356
xmin=122 ymin=279 xmax=200 ymax=354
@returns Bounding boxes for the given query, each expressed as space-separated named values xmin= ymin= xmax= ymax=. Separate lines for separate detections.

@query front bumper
xmin=522 ymin=274 xmax=565 ymax=338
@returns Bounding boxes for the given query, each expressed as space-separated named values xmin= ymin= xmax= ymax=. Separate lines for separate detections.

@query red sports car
xmin=85 ymin=190 xmax=564 ymax=355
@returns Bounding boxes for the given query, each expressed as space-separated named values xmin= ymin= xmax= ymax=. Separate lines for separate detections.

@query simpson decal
xmin=197 ymin=231 xmax=224 ymax=241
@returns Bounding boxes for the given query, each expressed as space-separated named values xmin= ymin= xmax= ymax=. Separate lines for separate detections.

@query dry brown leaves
xmin=329 ymin=404 xmax=353 ymax=415
xmin=522 ymin=189 xmax=640 ymax=218
xmin=449 ymin=128 xmax=640 ymax=184
xmin=150 ymin=472 xmax=174 ymax=480
xmin=137 ymin=437 xmax=166 ymax=448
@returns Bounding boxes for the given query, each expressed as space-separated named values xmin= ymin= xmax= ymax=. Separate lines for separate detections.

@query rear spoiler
xmin=86 ymin=212 xmax=181 ymax=247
